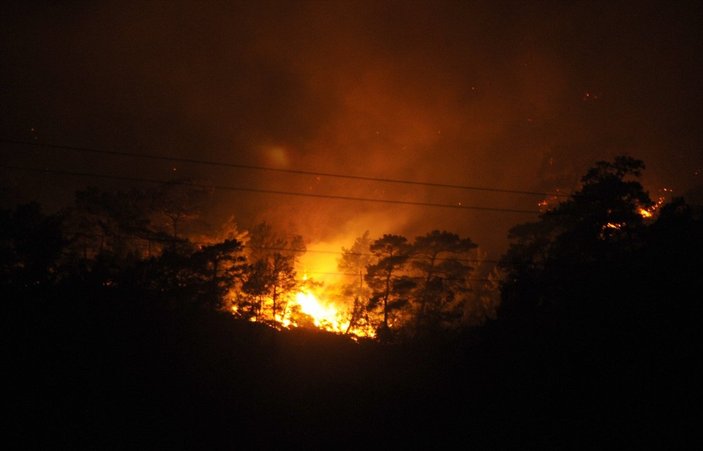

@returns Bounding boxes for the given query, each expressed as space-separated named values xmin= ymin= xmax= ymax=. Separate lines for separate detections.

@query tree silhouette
xmin=410 ymin=230 xmax=477 ymax=337
xmin=62 ymin=186 xmax=182 ymax=274
xmin=496 ymin=157 xmax=703 ymax=437
xmin=499 ymin=156 xmax=654 ymax=327
xmin=338 ymin=231 xmax=372 ymax=334
xmin=189 ymin=239 xmax=247 ymax=309
xmin=239 ymin=222 xmax=304 ymax=324
xmin=239 ymin=259 xmax=272 ymax=319
xmin=0 ymin=202 xmax=64 ymax=289
xmin=151 ymin=179 xmax=212 ymax=241
xmin=365 ymin=234 xmax=415 ymax=340
xmin=639 ymin=197 xmax=703 ymax=346
xmin=462 ymin=250 xmax=501 ymax=327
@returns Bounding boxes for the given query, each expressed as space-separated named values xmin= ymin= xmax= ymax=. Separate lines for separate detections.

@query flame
xmin=229 ymin=236 xmax=376 ymax=338
xmin=638 ymin=208 xmax=653 ymax=218
xmin=288 ymin=238 xmax=375 ymax=338
xmin=286 ymin=270 xmax=349 ymax=333
xmin=638 ymin=192 xmax=668 ymax=220
xmin=294 ymin=290 xmax=347 ymax=332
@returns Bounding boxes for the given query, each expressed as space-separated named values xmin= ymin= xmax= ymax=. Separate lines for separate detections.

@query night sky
xmin=2 ymin=0 xmax=702 ymax=255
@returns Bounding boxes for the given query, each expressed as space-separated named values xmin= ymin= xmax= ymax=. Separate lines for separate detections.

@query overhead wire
xmin=0 ymin=164 xmax=541 ymax=215
xmin=0 ymin=138 xmax=569 ymax=198
xmin=0 ymin=138 xmax=546 ymax=268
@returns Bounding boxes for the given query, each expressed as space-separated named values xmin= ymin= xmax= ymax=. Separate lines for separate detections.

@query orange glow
xmin=290 ymin=238 xmax=375 ymax=338
xmin=638 ymin=192 xmax=667 ymax=220
xmin=285 ymin=271 xmax=374 ymax=337
xmin=294 ymin=290 xmax=347 ymax=332
xmin=638 ymin=208 xmax=653 ymax=218
xmin=537 ymin=191 xmax=563 ymax=212
xmin=227 ymin=235 xmax=377 ymax=338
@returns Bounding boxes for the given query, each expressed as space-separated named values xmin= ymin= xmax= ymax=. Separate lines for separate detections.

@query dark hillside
xmin=5 ymin=286 xmax=692 ymax=449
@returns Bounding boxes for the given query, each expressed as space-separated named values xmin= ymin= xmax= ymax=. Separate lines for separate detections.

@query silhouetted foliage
xmin=499 ymin=156 xmax=654 ymax=328
xmin=238 ymin=222 xmax=304 ymax=323
xmin=0 ymin=202 xmax=64 ymax=289
xmin=64 ymin=186 xmax=164 ymax=262
xmin=497 ymin=156 xmax=703 ymax=441
xmin=365 ymin=234 xmax=415 ymax=340
xmin=181 ymin=239 xmax=247 ymax=309
xmin=3 ymin=159 xmax=701 ymax=448
xmin=410 ymin=230 xmax=477 ymax=337
xmin=461 ymin=250 xmax=501 ymax=326
xmin=152 ymin=179 xmax=213 ymax=240
xmin=639 ymin=197 xmax=703 ymax=346
xmin=338 ymin=231 xmax=372 ymax=334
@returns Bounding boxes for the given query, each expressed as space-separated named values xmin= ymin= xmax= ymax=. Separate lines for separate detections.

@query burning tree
xmin=338 ymin=231 xmax=373 ymax=335
xmin=238 ymin=222 xmax=305 ymax=324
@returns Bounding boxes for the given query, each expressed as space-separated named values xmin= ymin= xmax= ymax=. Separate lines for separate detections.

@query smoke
xmin=2 ymin=0 xmax=702 ymax=255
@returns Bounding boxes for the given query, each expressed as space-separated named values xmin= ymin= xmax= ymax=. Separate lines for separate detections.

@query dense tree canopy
xmin=365 ymin=234 xmax=415 ymax=340
xmin=411 ymin=230 xmax=477 ymax=337
xmin=498 ymin=156 xmax=702 ymax=359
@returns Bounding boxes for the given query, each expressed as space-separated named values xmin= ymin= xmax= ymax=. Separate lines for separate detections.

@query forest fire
xmin=638 ymin=191 xmax=669 ymax=219
xmin=291 ymin=241 xmax=370 ymax=336
xmin=239 ymin=285 xmax=366 ymax=336
xmin=2 ymin=1 xmax=701 ymax=444
xmin=638 ymin=208 xmax=653 ymax=218
xmin=233 ymin=261 xmax=360 ymax=335
xmin=293 ymin=289 xmax=346 ymax=332
xmin=288 ymin=270 xmax=373 ymax=336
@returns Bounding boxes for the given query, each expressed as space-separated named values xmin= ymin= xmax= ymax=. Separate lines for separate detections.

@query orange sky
xmin=2 ymin=0 xmax=702 ymax=256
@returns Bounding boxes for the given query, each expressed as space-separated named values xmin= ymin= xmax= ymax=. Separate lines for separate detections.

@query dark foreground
xmin=4 ymin=290 xmax=697 ymax=450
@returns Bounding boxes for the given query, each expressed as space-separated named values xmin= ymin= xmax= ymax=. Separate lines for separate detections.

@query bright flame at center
xmin=231 ymin=238 xmax=376 ymax=338
xmin=638 ymin=208 xmax=653 ymax=218
xmin=295 ymin=290 xmax=344 ymax=331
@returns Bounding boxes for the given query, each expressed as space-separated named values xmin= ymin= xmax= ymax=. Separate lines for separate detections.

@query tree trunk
xmin=415 ymin=254 xmax=437 ymax=334
xmin=272 ymin=284 xmax=278 ymax=322
xmin=383 ymin=270 xmax=391 ymax=329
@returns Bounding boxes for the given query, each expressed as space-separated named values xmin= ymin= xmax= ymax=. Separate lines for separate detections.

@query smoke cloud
xmin=2 ymin=0 xmax=702 ymax=255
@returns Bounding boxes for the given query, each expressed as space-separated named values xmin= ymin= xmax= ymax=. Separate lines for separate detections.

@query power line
xmin=0 ymin=138 xmax=569 ymax=198
xmin=0 ymin=164 xmax=540 ymax=215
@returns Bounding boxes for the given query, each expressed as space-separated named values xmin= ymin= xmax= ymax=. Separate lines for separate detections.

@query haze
xmin=2 ymin=0 xmax=702 ymax=256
